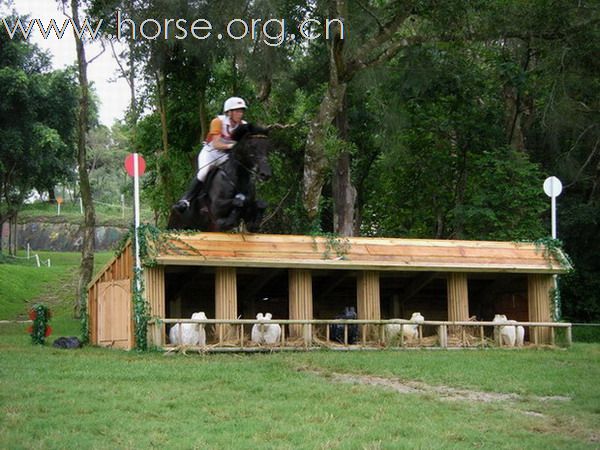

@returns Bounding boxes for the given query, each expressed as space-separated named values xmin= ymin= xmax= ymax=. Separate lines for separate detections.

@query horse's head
xmin=231 ymin=123 xmax=272 ymax=182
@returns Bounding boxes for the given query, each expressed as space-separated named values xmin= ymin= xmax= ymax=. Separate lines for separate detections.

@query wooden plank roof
xmin=149 ymin=232 xmax=570 ymax=274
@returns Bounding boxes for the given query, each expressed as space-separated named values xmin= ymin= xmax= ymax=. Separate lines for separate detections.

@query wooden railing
xmin=148 ymin=318 xmax=572 ymax=352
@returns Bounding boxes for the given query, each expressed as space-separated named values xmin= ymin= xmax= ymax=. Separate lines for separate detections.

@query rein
xmin=215 ymin=133 xmax=269 ymax=189
xmin=231 ymin=133 xmax=268 ymax=176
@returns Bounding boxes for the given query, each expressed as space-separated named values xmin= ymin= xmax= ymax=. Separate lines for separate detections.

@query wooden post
xmin=392 ymin=294 xmax=401 ymax=318
xmin=400 ymin=324 xmax=405 ymax=348
xmin=144 ymin=266 xmax=165 ymax=346
xmin=289 ymin=269 xmax=313 ymax=341
xmin=215 ymin=267 xmax=237 ymax=341
xmin=566 ymin=325 xmax=572 ymax=347
xmin=439 ymin=324 xmax=448 ymax=348
xmin=357 ymin=271 xmax=380 ymax=341
xmin=447 ymin=273 xmax=469 ymax=335
xmin=528 ymin=274 xmax=553 ymax=344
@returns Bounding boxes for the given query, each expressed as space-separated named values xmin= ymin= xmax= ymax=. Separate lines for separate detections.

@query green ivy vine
xmin=311 ymin=231 xmax=351 ymax=260
xmin=132 ymin=266 xmax=149 ymax=351
xmin=531 ymin=237 xmax=574 ymax=271
xmin=28 ymin=304 xmax=52 ymax=345
xmin=80 ymin=299 xmax=89 ymax=345
xmin=120 ymin=224 xmax=203 ymax=350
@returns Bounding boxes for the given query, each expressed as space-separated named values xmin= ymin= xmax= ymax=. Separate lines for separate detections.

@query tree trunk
xmin=503 ymin=39 xmax=533 ymax=152
xmin=8 ymin=213 xmax=17 ymax=256
xmin=154 ymin=68 xmax=172 ymax=215
xmin=453 ymin=145 xmax=468 ymax=239
xmin=128 ymin=39 xmax=139 ymax=132
xmin=332 ymin=93 xmax=356 ymax=236
xmin=590 ymin=158 xmax=600 ymax=205
xmin=333 ymin=152 xmax=356 ymax=236
xmin=302 ymin=0 xmax=347 ymax=224
xmin=303 ymin=86 xmax=346 ymax=223
xmin=302 ymin=0 xmax=411 ymax=227
xmin=504 ymin=84 xmax=526 ymax=151
xmin=71 ymin=0 xmax=96 ymax=318
xmin=156 ymin=69 xmax=169 ymax=156
xmin=198 ymin=86 xmax=209 ymax=147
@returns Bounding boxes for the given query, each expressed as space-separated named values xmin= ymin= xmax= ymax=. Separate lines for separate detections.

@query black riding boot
xmin=173 ymin=178 xmax=205 ymax=212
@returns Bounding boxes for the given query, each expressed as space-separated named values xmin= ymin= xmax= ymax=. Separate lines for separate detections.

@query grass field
xmin=1 ymin=252 xmax=599 ymax=449
xmin=18 ymin=201 xmax=155 ymax=226
xmin=0 ymin=251 xmax=113 ymax=324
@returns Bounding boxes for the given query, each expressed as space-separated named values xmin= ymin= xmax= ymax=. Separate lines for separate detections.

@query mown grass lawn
xmin=0 ymin=252 xmax=599 ymax=449
xmin=18 ymin=201 xmax=154 ymax=226
xmin=0 ymin=250 xmax=113 ymax=326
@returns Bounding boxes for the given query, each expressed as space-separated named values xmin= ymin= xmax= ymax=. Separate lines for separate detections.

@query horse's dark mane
xmin=230 ymin=122 xmax=269 ymax=142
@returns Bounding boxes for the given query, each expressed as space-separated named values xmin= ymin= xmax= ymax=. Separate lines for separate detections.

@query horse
xmin=329 ymin=306 xmax=359 ymax=345
xmin=168 ymin=123 xmax=272 ymax=232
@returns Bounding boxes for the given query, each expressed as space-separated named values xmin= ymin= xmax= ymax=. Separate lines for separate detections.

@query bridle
xmin=216 ymin=133 xmax=270 ymax=188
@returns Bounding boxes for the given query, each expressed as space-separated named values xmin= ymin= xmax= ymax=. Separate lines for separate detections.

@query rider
xmin=173 ymin=96 xmax=248 ymax=212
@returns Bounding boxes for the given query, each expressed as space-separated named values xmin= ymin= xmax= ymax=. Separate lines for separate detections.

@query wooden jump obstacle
xmin=87 ymin=232 xmax=570 ymax=350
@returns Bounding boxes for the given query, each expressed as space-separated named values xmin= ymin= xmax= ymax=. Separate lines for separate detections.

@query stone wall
xmin=8 ymin=222 xmax=128 ymax=252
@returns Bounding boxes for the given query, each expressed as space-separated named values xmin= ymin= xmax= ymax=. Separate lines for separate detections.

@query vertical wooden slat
xmin=447 ymin=273 xmax=469 ymax=320
xmin=88 ymin=285 xmax=97 ymax=345
xmin=289 ymin=269 xmax=313 ymax=340
xmin=400 ymin=324 xmax=405 ymax=348
xmin=447 ymin=273 xmax=469 ymax=335
xmin=480 ymin=325 xmax=485 ymax=347
xmin=215 ymin=267 xmax=237 ymax=341
xmin=528 ymin=274 xmax=553 ymax=344
xmin=391 ymin=294 xmax=401 ymax=318
xmin=144 ymin=266 xmax=165 ymax=346
xmin=357 ymin=271 xmax=380 ymax=341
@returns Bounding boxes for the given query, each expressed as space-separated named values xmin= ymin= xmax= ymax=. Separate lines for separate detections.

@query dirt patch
xmin=523 ymin=411 xmax=546 ymax=418
xmin=302 ymin=369 xmax=571 ymax=404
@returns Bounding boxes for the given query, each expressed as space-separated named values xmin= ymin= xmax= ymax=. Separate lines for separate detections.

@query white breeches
xmin=197 ymin=144 xmax=229 ymax=182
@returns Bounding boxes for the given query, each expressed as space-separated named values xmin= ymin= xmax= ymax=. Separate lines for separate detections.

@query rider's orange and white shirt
xmin=205 ymin=115 xmax=247 ymax=146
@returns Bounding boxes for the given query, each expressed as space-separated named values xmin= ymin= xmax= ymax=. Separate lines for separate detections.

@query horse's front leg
xmin=216 ymin=208 xmax=243 ymax=230
xmin=211 ymin=197 xmax=243 ymax=231
xmin=244 ymin=199 xmax=268 ymax=232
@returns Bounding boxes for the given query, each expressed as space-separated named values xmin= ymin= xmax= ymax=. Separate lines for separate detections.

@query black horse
xmin=329 ymin=307 xmax=359 ymax=345
xmin=168 ymin=123 xmax=272 ymax=232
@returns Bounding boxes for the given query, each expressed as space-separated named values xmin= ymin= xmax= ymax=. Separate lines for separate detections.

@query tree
xmin=0 ymin=11 xmax=78 ymax=253
xmin=64 ymin=0 xmax=97 ymax=317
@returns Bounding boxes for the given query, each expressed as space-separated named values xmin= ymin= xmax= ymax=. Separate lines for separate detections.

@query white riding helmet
xmin=223 ymin=97 xmax=247 ymax=113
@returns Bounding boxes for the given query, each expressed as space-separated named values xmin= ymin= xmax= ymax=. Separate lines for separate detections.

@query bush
xmin=572 ymin=325 xmax=600 ymax=343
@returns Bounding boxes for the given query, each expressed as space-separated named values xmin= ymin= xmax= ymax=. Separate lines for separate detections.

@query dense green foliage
xmin=0 ymin=16 xmax=79 ymax=222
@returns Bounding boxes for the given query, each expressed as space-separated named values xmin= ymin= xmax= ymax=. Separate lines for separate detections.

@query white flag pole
xmin=133 ymin=153 xmax=142 ymax=291
xmin=543 ymin=176 xmax=563 ymax=320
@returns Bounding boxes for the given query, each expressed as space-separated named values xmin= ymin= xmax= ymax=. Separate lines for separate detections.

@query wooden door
xmin=97 ymin=280 xmax=132 ymax=349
